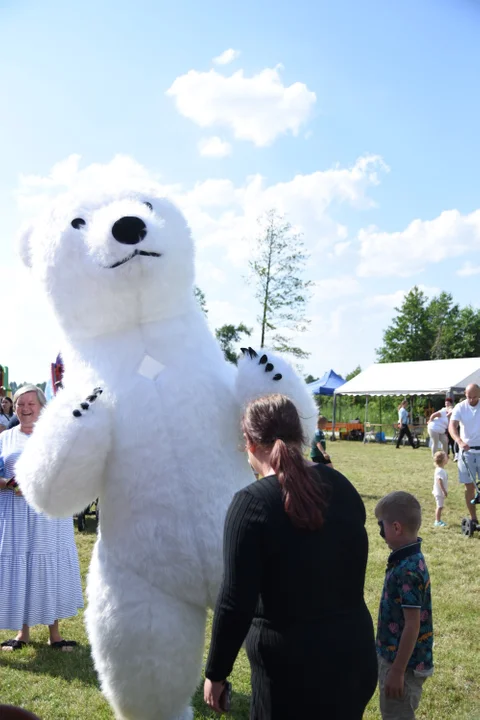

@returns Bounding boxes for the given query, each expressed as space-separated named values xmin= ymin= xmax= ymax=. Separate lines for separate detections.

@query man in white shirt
xmin=449 ymin=384 xmax=480 ymax=523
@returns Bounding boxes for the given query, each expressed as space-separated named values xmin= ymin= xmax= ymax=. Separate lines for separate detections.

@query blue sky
xmin=2 ymin=0 xmax=480 ymax=382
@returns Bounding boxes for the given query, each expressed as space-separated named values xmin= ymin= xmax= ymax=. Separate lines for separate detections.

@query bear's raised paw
xmin=239 ymin=347 xmax=282 ymax=381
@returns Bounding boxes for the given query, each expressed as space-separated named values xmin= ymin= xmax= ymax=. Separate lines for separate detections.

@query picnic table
xmin=326 ymin=422 xmax=364 ymax=440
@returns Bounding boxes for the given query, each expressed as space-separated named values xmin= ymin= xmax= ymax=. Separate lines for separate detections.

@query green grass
xmin=1 ymin=443 xmax=480 ymax=719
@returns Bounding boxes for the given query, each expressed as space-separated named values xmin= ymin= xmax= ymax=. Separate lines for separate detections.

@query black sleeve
xmin=205 ymin=489 xmax=266 ymax=681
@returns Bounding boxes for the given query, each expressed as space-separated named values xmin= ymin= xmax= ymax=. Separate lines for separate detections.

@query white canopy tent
xmin=334 ymin=357 xmax=480 ymax=397
xmin=331 ymin=357 xmax=480 ymax=440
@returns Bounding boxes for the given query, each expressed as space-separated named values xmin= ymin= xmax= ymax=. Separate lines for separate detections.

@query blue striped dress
xmin=0 ymin=427 xmax=84 ymax=630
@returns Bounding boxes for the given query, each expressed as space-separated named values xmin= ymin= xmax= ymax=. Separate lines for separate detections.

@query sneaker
xmin=434 ymin=520 xmax=447 ymax=527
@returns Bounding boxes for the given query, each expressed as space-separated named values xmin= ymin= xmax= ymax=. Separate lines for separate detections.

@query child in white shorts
xmin=433 ymin=450 xmax=448 ymax=527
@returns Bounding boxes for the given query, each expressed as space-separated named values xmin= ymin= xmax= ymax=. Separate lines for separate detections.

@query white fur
xmin=14 ymin=184 xmax=316 ymax=720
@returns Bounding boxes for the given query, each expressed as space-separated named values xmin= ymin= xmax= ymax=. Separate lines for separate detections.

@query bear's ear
xmin=16 ymin=222 xmax=33 ymax=269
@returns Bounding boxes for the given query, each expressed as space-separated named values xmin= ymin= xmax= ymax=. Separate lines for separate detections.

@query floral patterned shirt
xmin=376 ymin=540 xmax=433 ymax=673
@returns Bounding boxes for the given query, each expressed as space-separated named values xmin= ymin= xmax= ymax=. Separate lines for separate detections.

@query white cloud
xmin=328 ymin=240 xmax=351 ymax=258
xmin=16 ymin=154 xmax=163 ymax=216
xmin=366 ymin=284 xmax=440 ymax=311
xmin=166 ymin=64 xmax=316 ymax=147
xmin=172 ymin=154 xmax=386 ymax=265
xmin=15 ymin=153 xmax=386 ymax=269
xmin=212 ymin=49 xmax=240 ymax=66
xmin=19 ymin=154 xmax=82 ymax=189
xmin=313 ymin=276 xmax=361 ymax=301
xmin=198 ymin=136 xmax=232 ymax=158
xmin=10 ymin=153 xmax=386 ymax=382
xmin=457 ymin=261 xmax=480 ymax=277
xmin=357 ymin=209 xmax=480 ymax=277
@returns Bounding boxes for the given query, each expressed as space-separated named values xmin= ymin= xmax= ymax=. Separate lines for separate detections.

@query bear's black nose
xmin=111 ymin=216 xmax=147 ymax=245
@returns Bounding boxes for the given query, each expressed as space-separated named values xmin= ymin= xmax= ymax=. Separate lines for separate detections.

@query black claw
xmin=240 ymin=348 xmax=248 ymax=355
xmin=80 ymin=402 xmax=90 ymax=410
xmin=248 ymin=347 xmax=258 ymax=359
xmin=265 ymin=363 xmax=274 ymax=372
xmin=72 ymin=409 xmax=82 ymax=418
xmin=259 ymin=354 xmax=268 ymax=365
xmin=93 ymin=387 xmax=103 ymax=394
xmin=273 ymin=373 xmax=282 ymax=381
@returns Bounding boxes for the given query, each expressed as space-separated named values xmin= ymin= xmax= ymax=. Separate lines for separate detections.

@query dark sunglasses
xmin=378 ymin=520 xmax=385 ymax=539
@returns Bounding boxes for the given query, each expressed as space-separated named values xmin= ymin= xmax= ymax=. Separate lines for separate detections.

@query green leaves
xmin=377 ymin=286 xmax=480 ymax=362
xmin=194 ymin=286 xmax=208 ymax=315
xmin=215 ymin=324 xmax=253 ymax=365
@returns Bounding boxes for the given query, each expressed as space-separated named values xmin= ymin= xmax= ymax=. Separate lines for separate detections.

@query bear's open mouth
xmin=107 ymin=250 xmax=162 ymax=269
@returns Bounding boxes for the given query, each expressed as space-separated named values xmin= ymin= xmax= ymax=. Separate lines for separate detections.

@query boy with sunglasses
xmin=375 ymin=491 xmax=433 ymax=719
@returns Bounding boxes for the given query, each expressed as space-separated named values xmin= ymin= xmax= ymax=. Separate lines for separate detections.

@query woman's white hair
xmin=13 ymin=384 xmax=47 ymax=408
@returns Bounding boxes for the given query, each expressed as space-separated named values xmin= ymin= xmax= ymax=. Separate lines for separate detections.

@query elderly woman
xmin=0 ymin=385 xmax=83 ymax=651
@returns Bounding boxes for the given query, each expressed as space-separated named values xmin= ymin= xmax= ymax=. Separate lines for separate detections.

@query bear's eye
xmin=144 ymin=202 xmax=153 ymax=211
xmin=71 ymin=218 xmax=86 ymax=230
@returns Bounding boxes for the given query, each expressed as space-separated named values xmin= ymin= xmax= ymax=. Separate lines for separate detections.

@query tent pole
xmin=332 ymin=394 xmax=337 ymax=441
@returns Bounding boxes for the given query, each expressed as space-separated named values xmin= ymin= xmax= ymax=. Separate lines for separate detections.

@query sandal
xmin=49 ymin=640 xmax=77 ymax=652
xmin=1 ymin=639 xmax=28 ymax=651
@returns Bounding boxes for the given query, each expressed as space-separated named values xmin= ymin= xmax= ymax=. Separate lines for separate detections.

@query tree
xmin=248 ymin=210 xmax=312 ymax=359
xmin=428 ymin=292 xmax=459 ymax=359
xmin=450 ymin=306 xmax=480 ymax=358
xmin=215 ymin=323 xmax=253 ymax=364
xmin=346 ymin=365 xmax=361 ymax=381
xmin=194 ymin=286 xmax=208 ymax=315
xmin=377 ymin=286 xmax=480 ymax=363
xmin=376 ymin=287 xmax=433 ymax=363
xmin=304 ymin=374 xmax=319 ymax=384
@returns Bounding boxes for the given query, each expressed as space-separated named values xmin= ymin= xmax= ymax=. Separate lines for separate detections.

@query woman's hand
xmin=204 ymin=678 xmax=226 ymax=713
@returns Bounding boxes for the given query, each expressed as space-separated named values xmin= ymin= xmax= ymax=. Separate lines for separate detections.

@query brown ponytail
xmin=243 ymin=394 xmax=328 ymax=531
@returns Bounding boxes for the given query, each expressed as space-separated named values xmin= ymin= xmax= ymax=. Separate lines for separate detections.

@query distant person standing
xmin=449 ymin=384 xmax=480 ymax=524
xmin=396 ymin=400 xmax=417 ymax=450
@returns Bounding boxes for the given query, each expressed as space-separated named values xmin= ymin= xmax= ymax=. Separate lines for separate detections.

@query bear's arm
xmin=15 ymin=387 xmax=112 ymax=517
xmin=235 ymin=348 xmax=317 ymax=441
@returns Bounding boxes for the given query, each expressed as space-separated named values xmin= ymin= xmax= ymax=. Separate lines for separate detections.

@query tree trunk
xmin=260 ymin=229 xmax=274 ymax=348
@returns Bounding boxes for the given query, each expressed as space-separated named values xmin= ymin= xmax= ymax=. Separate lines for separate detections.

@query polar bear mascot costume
xmin=15 ymin=181 xmax=316 ymax=720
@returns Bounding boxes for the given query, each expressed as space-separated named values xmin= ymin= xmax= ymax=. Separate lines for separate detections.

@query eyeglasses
xmin=378 ymin=520 xmax=385 ymax=539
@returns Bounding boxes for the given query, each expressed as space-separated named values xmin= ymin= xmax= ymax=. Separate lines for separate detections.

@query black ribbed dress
xmin=205 ymin=464 xmax=377 ymax=719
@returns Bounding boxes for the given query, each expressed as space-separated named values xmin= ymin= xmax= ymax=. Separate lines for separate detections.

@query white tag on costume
xmin=137 ymin=354 xmax=165 ymax=380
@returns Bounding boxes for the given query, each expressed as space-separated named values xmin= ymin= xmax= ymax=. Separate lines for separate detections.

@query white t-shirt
xmin=398 ymin=407 xmax=409 ymax=424
xmin=428 ymin=407 xmax=449 ymax=434
xmin=451 ymin=399 xmax=480 ymax=449
xmin=433 ymin=467 xmax=448 ymax=496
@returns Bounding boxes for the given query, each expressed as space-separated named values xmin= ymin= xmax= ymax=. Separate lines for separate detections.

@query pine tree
xmin=428 ymin=292 xmax=459 ymax=359
xmin=376 ymin=287 xmax=433 ymax=362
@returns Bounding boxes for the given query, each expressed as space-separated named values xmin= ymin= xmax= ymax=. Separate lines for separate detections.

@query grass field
xmin=1 ymin=442 xmax=480 ymax=719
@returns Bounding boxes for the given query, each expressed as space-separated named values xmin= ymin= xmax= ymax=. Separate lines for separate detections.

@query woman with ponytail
xmin=204 ymin=394 xmax=377 ymax=719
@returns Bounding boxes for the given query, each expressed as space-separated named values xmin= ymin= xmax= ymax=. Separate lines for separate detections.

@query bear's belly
xmin=96 ymin=406 xmax=252 ymax=606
